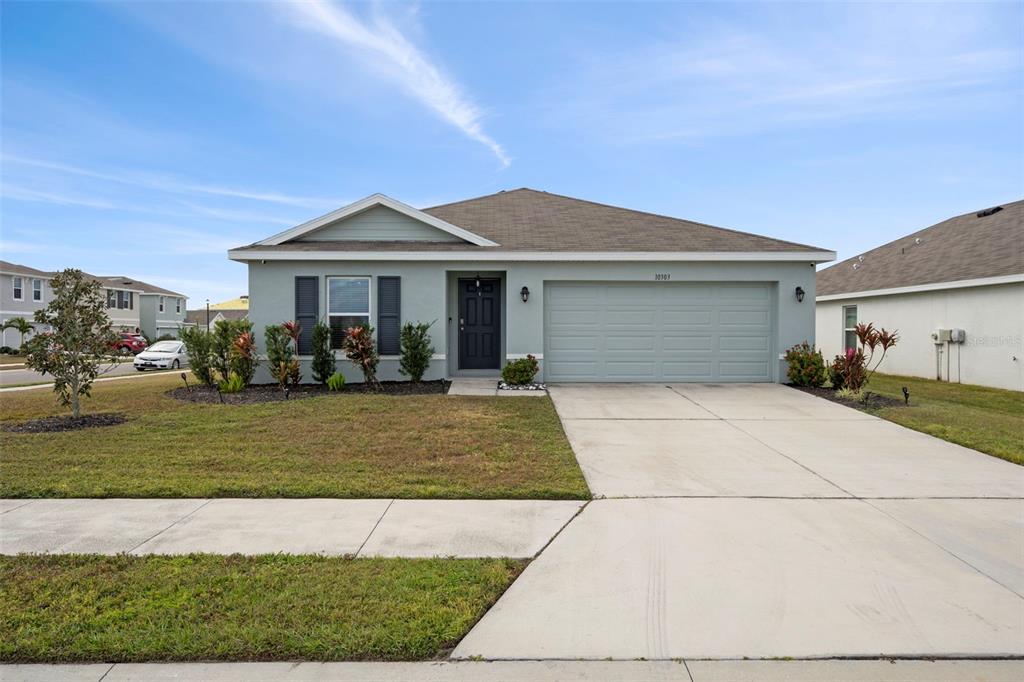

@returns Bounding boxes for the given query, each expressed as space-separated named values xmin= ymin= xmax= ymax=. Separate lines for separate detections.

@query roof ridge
xmin=819 ymin=197 xmax=1024 ymax=274
xmin=425 ymin=188 xmax=827 ymax=252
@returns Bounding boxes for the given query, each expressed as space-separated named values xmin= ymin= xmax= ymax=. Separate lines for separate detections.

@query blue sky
xmin=2 ymin=1 xmax=1021 ymax=304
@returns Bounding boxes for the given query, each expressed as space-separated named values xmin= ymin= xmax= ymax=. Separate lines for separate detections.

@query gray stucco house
xmin=229 ymin=189 xmax=834 ymax=384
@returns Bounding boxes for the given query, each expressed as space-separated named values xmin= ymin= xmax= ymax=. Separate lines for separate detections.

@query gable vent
xmin=976 ymin=206 xmax=1003 ymax=218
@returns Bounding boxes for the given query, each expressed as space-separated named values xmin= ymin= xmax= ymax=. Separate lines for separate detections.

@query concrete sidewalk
xmin=5 ymin=660 xmax=1022 ymax=682
xmin=0 ymin=498 xmax=584 ymax=558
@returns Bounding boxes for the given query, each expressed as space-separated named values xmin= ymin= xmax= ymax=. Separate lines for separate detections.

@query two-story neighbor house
xmin=229 ymin=189 xmax=834 ymax=384
xmin=0 ymin=261 xmax=189 ymax=342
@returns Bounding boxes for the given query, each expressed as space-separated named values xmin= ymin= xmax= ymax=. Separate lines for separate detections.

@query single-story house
xmin=185 ymin=305 xmax=249 ymax=332
xmin=816 ymin=200 xmax=1023 ymax=391
xmin=229 ymin=189 xmax=834 ymax=384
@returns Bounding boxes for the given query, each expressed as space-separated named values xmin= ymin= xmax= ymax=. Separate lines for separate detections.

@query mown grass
xmin=864 ymin=373 xmax=1024 ymax=465
xmin=0 ymin=554 xmax=525 ymax=662
xmin=0 ymin=374 xmax=589 ymax=499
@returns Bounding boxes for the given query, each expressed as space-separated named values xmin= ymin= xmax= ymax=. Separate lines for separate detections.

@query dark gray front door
xmin=459 ymin=278 xmax=501 ymax=369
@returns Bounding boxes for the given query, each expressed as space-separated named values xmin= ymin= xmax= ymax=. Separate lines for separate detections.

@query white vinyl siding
xmin=327 ymin=276 xmax=371 ymax=349
xmin=544 ymin=282 xmax=774 ymax=382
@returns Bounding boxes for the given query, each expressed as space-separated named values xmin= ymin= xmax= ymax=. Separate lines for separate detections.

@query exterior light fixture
xmin=520 ymin=286 xmax=530 ymax=303
xmin=474 ymin=273 xmax=482 ymax=296
xmin=794 ymin=286 xmax=805 ymax=303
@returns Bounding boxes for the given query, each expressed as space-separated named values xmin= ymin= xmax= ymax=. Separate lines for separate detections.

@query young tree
xmin=23 ymin=269 xmax=117 ymax=418
xmin=2 ymin=317 xmax=34 ymax=350
xmin=398 ymin=321 xmax=434 ymax=383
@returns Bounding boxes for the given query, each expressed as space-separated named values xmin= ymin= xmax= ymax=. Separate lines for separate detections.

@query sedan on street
xmin=133 ymin=340 xmax=188 ymax=371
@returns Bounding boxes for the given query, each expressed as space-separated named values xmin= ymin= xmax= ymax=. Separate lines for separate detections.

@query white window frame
xmin=31 ymin=279 xmax=42 ymax=302
xmin=326 ymin=276 xmax=372 ymax=349
xmin=175 ymin=298 xmax=181 ymax=314
xmin=159 ymin=296 xmax=165 ymax=313
xmin=842 ymin=305 xmax=858 ymax=351
xmin=12 ymin=276 xmax=23 ymax=301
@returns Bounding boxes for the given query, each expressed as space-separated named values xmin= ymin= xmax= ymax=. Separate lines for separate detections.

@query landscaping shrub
xmin=0 ymin=346 xmax=13 ymax=354
xmin=341 ymin=324 xmax=380 ymax=387
xmin=502 ymin=355 xmax=540 ymax=385
xmin=218 ymin=372 xmax=246 ymax=394
xmin=154 ymin=334 xmax=176 ymax=343
xmin=829 ymin=347 xmax=867 ymax=391
xmin=327 ymin=372 xmax=346 ymax=391
xmin=230 ymin=331 xmax=259 ymax=386
xmin=180 ymin=326 xmax=216 ymax=386
xmin=311 ymin=321 xmax=336 ymax=385
xmin=264 ymin=324 xmax=301 ymax=389
xmin=855 ymin=322 xmax=900 ymax=384
xmin=399 ymin=321 xmax=434 ymax=383
xmin=211 ymin=319 xmax=254 ymax=385
xmin=784 ymin=342 xmax=827 ymax=387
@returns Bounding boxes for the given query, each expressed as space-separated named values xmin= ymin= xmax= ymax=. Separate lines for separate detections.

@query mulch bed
xmin=168 ymin=380 xmax=450 ymax=404
xmin=2 ymin=412 xmax=128 ymax=433
xmin=792 ymin=385 xmax=906 ymax=410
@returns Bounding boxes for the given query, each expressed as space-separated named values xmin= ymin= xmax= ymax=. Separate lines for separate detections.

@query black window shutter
xmin=377 ymin=276 xmax=401 ymax=355
xmin=295 ymin=276 xmax=318 ymax=354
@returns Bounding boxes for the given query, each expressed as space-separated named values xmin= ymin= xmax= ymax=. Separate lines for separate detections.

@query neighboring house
xmin=185 ymin=296 xmax=249 ymax=331
xmin=0 ymin=261 xmax=188 ymax=342
xmin=229 ymin=189 xmax=834 ymax=384
xmin=95 ymin=276 xmax=189 ymax=339
xmin=0 ymin=261 xmax=53 ymax=346
xmin=816 ymin=201 xmax=1023 ymax=392
xmin=186 ymin=307 xmax=249 ymax=331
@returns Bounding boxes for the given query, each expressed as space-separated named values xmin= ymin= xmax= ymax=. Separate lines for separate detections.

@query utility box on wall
xmin=950 ymin=328 xmax=967 ymax=344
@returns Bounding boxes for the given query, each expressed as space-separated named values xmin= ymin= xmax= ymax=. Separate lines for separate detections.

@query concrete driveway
xmin=454 ymin=383 xmax=1024 ymax=660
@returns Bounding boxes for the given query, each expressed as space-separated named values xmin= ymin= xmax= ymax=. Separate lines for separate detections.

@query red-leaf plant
xmin=341 ymin=324 xmax=380 ymax=389
xmin=854 ymin=322 xmax=900 ymax=384
xmin=282 ymin=321 xmax=302 ymax=353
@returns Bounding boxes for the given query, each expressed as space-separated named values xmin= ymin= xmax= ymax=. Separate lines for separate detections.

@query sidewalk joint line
xmin=532 ymin=500 xmax=590 ymax=560
xmin=126 ymin=498 xmax=214 ymax=554
xmin=0 ymin=500 xmax=37 ymax=515
xmin=96 ymin=662 xmax=116 ymax=682
xmin=682 ymin=657 xmax=695 ymax=682
xmin=354 ymin=498 xmax=395 ymax=558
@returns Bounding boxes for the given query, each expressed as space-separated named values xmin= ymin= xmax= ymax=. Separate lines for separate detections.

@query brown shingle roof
xmin=93 ymin=276 xmax=186 ymax=298
xmin=817 ymin=200 xmax=1024 ymax=296
xmin=0 ymin=261 xmax=54 ymax=278
xmin=234 ymin=188 xmax=828 ymax=254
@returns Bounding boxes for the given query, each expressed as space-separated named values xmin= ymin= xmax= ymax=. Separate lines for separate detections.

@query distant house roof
xmin=231 ymin=188 xmax=832 ymax=260
xmin=0 ymin=261 xmax=54 ymax=279
xmin=93 ymin=276 xmax=186 ymax=298
xmin=186 ymin=309 xmax=248 ymax=326
xmin=209 ymin=296 xmax=249 ymax=310
xmin=817 ymin=200 xmax=1024 ymax=298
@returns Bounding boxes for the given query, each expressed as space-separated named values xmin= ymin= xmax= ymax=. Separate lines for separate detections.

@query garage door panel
xmin=545 ymin=283 xmax=774 ymax=382
xmin=719 ymin=335 xmax=770 ymax=351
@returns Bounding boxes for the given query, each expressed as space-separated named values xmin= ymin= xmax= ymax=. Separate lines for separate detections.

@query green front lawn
xmin=0 ymin=374 xmax=589 ymax=499
xmin=865 ymin=373 xmax=1024 ymax=465
xmin=0 ymin=554 xmax=524 ymax=662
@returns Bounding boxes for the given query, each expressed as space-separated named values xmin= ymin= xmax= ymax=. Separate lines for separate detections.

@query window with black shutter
xmin=295 ymin=276 xmax=319 ymax=354
xmin=377 ymin=276 xmax=401 ymax=355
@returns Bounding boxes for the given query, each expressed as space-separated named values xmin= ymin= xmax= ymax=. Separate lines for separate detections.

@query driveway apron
xmin=454 ymin=383 xmax=1024 ymax=659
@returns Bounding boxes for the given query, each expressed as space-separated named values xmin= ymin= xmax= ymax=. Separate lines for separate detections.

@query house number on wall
xmin=654 ymin=273 xmax=671 ymax=281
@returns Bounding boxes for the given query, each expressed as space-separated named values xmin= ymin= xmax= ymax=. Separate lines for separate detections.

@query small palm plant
xmin=3 ymin=317 xmax=34 ymax=351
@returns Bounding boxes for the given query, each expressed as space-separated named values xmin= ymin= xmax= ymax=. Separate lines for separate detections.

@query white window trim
xmin=842 ymin=305 xmax=857 ymax=350
xmin=12 ymin=276 xmax=23 ymax=301
xmin=326 ymin=276 xmax=372 ymax=348
xmin=159 ymin=296 xmax=165 ymax=313
xmin=175 ymin=298 xmax=181 ymax=313
xmin=31 ymin=279 xmax=42 ymax=302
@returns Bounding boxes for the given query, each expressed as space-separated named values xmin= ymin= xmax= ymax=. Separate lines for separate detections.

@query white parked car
xmin=133 ymin=340 xmax=188 ymax=371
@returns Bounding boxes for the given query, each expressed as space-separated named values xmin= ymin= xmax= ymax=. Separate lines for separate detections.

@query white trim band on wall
xmin=506 ymin=353 xmax=543 ymax=360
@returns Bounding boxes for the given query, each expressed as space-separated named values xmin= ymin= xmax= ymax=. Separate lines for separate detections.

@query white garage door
xmin=544 ymin=282 xmax=774 ymax=382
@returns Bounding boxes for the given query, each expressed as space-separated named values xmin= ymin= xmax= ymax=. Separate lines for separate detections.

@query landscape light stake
xmin=180 ymin=372 xmax=190 ymax=392
xmin=902 ymin=386 xmax=910 ymax=405
xmin=284 ymin=387 xmax=290 ymax=401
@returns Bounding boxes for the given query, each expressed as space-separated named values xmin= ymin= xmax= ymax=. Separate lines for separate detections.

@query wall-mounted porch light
xmin=520 ymin=286 xmax=530 ymax=303
xmin=794 ymin=286 xmax=805 ymax=303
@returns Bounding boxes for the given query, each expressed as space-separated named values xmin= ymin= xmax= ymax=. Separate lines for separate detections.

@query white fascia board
xmin=254 ymin=194 xmax=499 ymax=247
xmin=816 ymin=273 xmax=1024 ymax=302
xmin=229 ymin=250 xmax=836 ymax=263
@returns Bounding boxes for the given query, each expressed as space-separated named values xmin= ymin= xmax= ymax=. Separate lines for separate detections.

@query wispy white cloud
xmin=0 ymin=239 xmax=45 ymax=255
xmin=283 ymin=0 xmax=509 ymax=167
xmin=3 ymin=155 xmax=345 ymax=210
xmin=1 ymin=184 xmax=120 ymax=210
